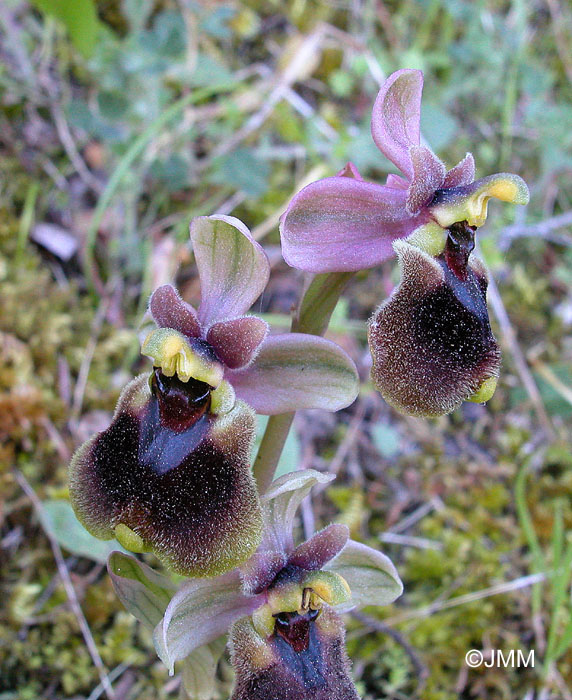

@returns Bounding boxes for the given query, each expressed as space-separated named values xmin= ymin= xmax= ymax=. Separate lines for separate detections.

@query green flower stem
xmin=253 ymin=271 xmax=354 ymax=493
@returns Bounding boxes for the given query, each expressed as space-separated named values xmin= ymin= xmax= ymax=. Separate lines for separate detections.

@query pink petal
xmin=288 ymin=523 xmax=349 ymax=570
xmin=406 ymin=145 xmax=446 ymax=214
xmin=280 ymin=176 xmax=425 ymax=273
xmin=239 ymin=551 xmax=288 ymax=596
xmin=190 ymin=216 xmax=270 ymax=327
xmin=442 ymin=152 xmax=475 ymax=188
xmin=336 ymin=161 xmax=364 ymax=180
xmin=371 ymin=68 xmax=424 ymax=180
xmin=149 ymin=285 xmax=201 ymax=338
xmin=385 ymin=173 xmax=409 ymax=190
xmin=206 ymin=316 xmax=269 ymax=370
xmin=227 ymin=334 xmax=359 ymax=415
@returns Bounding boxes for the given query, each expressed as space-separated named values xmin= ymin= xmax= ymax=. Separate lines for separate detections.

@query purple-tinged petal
xmin=336 ymin=161 xmax=363 ymax=179
xmin=325 ymin=539 xmax=403 ymax=612
xmin=227 ymin=334 xmax=359 ymax=415
xmin=191 ymin=215 xmax=270 ymax=326
xmin=207 ymin=316 xmax=269 ymax=370
xmin=153 ymin=570 xmax=262 ymax=673
xmin=385 ymin=173 xmax=409 ymax=190
xmin=108 ymin=551 xmax=176 ymax=630
xmin=261 ymin=470 xmax=335 ymax=556
xmin=368 ymin=239 xmax=501 ymax=417
xmin=371 ymin=68 xmax=423 ymax=180
xmin=240 ymin=551 xmax=289 ymax=596
xmin=430 ymin=172 xmax=530 ymax=229
xmin=442 ymin=152 xmax=475 ymax=188
xmin=406 ymin=145 xmax=446 ymax=214
xmin=149 ymin=285 xmax=201 ymax=338
xmin=288 ymin=524 xmax=349 ymax=571
xmin=229 ymin=608 xmax=360 ymax=700
xmin=280 ymin=175 xmax=424 ymax=273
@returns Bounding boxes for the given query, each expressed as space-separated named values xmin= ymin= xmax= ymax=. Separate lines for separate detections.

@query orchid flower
xmin=280 ymin=69 xmax=529 ymax=416
xmin=108 ymin=470 xmax=403 ymax=700
xmin=69 ymin=216 xmax=359 ymax=577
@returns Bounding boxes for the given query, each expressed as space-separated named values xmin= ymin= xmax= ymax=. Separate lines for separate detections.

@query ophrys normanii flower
xmin=148 ymin=216 xmax=360 ymax=416
xmin=280 ymin=69 xmax=528 ymax=416
xmin=368 ymin=222 xmax=501 ymax=416
xmin=108 ymin=470 xmax=403 ymax=699
xmin=69 ymin=216 xmax=359 ymax=576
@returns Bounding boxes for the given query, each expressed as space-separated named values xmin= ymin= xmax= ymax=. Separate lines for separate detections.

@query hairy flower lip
xmin=229 ymin=607 xmax=361 ymax=700
xmin=368 ymin=239 xmax=501 ymax=417
xmin=69 ymin=373 xmax=263 ymax=577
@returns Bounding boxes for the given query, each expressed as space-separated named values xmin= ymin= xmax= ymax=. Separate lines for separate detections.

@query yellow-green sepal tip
xmin=467 ymin=376 xmax=498 ymax=404
xmin=114 ymin=523 xmax=152 ymax=553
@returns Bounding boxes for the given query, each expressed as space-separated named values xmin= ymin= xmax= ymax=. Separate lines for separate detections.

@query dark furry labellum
xmin=368 ymin=224 xmax=501 ymax=417
xmin=69 ymin=372 xmax=262 ymax=577
xmin=229 ymin=607 xmax=360 ymax=700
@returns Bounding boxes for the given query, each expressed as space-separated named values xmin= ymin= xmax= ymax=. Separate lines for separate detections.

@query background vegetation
xmin=1 ymin=0 xmax=571 ymax=698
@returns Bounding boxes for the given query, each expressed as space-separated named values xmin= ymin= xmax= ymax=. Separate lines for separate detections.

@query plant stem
xmin=253 ymin=271 xmax=354 ymax=493
xmin=292 ymin=271 xmax=354 ymax=334
xmin=253 ymin=413 xmax=296 ymax=493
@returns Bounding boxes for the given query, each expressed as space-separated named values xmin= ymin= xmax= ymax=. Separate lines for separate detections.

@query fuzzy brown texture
xmin=69 ymin=373 xmax=262 ymax=577
xmin=368 ymin=241 xmax=501 ymax=417
xmin=229 ymin=607 xmax=360 ymax=700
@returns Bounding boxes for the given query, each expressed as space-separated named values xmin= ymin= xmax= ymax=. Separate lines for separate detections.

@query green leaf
xmin=210 ymin=149 xmax=271 ymax=197
xmin=108 ymin=551 xmax=175 ymax=630
xmin=97 ymin=91 xmax=130 ymax=120
xmin=199 ymin=6 xmax=236 ymax=39
xmin=190 ymin=55 xmax=233 ymax=88
xmin=150 ymin=154 xmax=190 ymax=191
xmin=40 ymin=500 xmax=127 ymax=564
xmin=30 ymin=0 xmax=100 ymax=58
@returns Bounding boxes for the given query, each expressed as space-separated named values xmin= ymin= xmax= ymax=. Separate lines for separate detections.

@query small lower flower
xmin=119 ymin=470 xmax=404 ymax=698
